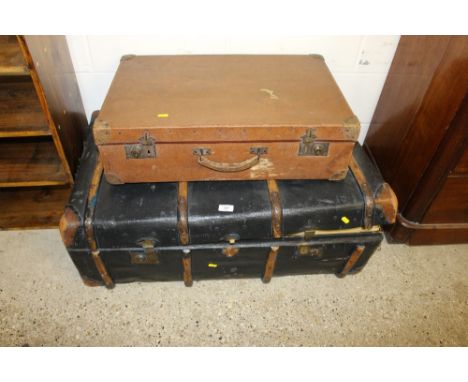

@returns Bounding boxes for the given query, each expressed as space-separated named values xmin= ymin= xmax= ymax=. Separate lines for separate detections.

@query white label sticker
xmin=218 ymin=204 xmax=234 ymax=212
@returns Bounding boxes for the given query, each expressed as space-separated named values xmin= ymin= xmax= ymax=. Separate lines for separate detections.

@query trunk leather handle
xmin=193 ymin=147 xmax=266 ymax=172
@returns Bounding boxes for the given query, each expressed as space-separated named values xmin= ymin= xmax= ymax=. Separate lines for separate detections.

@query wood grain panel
xmin=0 ymin=80 xmax=50 ymax=137
xmin=365 ymin=36 xmax=468 ymax=206
xmin=409 ymin=228 xmax=468 ymax=245
xmin=0 ymin=137 xmax=68 ymax=187
xmin=0 ymin=186 xmax=70 ymax=229
xmin=422 ymin=177 xmax=468 ymax=224
xmin=452 ymin=148 xmax=468 ymax=175
xmin=0 ymin=36 xmax=28 ymax=75
xmin=388 ymin=37 xmax=468 ymax=207
xmin=399 ymin=94 xmax=468 ymax=222
xmin=365 ymin=36 xmax=452 ymax=182
xmin=21 ymin=36 xmax=88 ymax=178
xmin=365 ymin=36 xmax=468 ymax=244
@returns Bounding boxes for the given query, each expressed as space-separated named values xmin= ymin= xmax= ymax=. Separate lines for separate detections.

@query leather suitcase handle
xmin=197 ymin=154 xmax=260 ymax=172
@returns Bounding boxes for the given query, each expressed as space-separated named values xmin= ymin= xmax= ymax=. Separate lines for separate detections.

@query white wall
xmin=66 ymin=35 xmax=399 ymax=143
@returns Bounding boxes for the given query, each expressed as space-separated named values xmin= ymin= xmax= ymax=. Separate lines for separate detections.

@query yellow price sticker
xmin=208 ymin=263 xmax=218 ymax=268
xmin=341 ymin=216 xmax=350 ymax=224
xmin=157 ymin=113 xmax=169 ymax=118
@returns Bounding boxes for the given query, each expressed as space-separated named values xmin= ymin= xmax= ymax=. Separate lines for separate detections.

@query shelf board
xmin=0 ymin=137 xmax=69 ymax=187
xmin=0 ymin=186 xmax=70 ymax=229
xmin=0 ymin=36 xmax=29 ymax=76
xmin=0 ymin=81 xmax=50 ymax=138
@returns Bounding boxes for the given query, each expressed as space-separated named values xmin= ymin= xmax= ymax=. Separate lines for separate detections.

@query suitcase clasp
xmin=125 ymin=132 xmax=156 ymax=159
xmin=298 ymin=128 xmax=329 ymax=156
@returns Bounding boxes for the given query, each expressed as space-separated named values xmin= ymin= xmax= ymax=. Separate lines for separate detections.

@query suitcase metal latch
xmin=298 ymin=129 xmax=329 ymax=156
xmin=130 ymin=239 xmax=160 ymax=264
xmin=125 ymin=132 xmax=156 ymax=159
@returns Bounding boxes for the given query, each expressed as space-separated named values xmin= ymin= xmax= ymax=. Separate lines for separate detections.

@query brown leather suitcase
xmin=94 ymin=55 xmax=360 ymax=184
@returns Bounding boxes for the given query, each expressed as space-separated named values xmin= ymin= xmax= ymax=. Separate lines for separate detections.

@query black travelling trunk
xmin=60 ymin=125 xmax=397 ymax=287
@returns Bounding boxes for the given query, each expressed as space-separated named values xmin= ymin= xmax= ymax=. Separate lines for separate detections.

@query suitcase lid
xmin=94 ymin=55 xmax=360 ymax=145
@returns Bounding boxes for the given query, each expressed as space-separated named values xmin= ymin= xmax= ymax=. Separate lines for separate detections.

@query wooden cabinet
xmin=365 ymin=36 xmax=468 ymax=245
xmin=0 ymin=36 xmax=87 ymax=229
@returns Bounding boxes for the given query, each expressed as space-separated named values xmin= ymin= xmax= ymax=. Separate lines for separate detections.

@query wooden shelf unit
xmin=0 ymin=186 xmax=71 ymax=229
xmin=0 ymin=36 xmax=87 ymax=229
xmin=0 ymin=36 xmax=29 ymax=76
xmin=0 ymin=79 xmax=51 ymax=138
xmin=0 ymin=137 xmax=68 ymax=187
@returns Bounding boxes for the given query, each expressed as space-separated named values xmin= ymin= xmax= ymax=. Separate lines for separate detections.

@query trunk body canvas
xmin=60 ymin=130 xmax=397 ymax=287
xmin=94 ymin=55 xmax=360 ymax=184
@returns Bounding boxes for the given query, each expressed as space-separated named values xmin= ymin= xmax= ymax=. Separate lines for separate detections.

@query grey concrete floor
xmin=0 ymin=229 xmax=466 ymax=346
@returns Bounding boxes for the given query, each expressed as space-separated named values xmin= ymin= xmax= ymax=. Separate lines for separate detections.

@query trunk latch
xmin=131 ymin=239 xmax=160 ymax=264
xmin=222 ymin=234 xmax=240 ymax=257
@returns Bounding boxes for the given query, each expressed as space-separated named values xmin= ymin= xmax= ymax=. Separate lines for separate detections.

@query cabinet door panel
xmin=452 ymin=149 xmax=468 ymax=175
xmin=423 ymin=177 xmax=468 ymax=224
